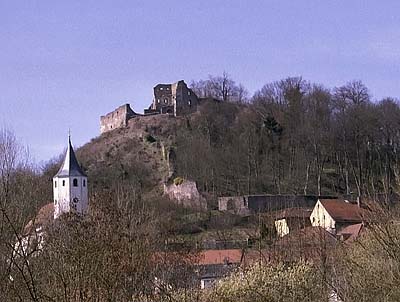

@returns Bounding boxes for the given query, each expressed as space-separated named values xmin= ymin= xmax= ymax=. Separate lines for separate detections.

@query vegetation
xmin=2 ymin=74 xmax=400 ymax=301
xmin=180 ymin=75 xmax=400 ymax=201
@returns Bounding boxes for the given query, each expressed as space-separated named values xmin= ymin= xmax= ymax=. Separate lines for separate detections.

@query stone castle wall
xmin=100 ymin=104 xmax=138 ymax=134
xmin=151 ymin=80 xmax=199 ymax=116
xmin=100 ymin=80 xmax=201 ymax=134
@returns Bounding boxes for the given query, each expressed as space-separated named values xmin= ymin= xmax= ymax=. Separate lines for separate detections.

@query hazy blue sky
xmin=1 ymin=1 xmax=399 ymax=163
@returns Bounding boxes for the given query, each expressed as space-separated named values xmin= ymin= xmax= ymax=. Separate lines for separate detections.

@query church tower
xmin=53 ymin=136 xmax=88 ymax=219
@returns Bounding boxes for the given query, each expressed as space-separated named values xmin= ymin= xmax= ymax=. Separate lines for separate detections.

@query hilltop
xmin=77 ymin=114 xmax=185 ymax=192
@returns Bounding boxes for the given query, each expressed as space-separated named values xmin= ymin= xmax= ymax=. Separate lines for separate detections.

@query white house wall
xmin=310 ymin=200 xmax=336 ymax=233
xmin=275 ymin=219 xmax=290 ymax=237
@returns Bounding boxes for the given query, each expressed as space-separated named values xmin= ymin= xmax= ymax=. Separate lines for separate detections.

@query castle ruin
xmin=100 ymin=104 xmax=138 ymax=134
xmin=144 ymin=80 xmax=199 ymax=116
xmin=100 ymin=80 xmax=199 ymax=134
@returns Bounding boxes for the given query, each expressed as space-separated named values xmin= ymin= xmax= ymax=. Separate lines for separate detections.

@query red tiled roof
xmin=337 ymin=223 xmax=364 ymax=243
xmin=320 ymin=199 xmax=364 ymax=222
xmin=198 ymin=249 xmax=243 ymax=265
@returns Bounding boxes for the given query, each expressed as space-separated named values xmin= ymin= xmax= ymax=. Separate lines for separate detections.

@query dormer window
xmin=73 ymin=178 xmax=78 ymax=187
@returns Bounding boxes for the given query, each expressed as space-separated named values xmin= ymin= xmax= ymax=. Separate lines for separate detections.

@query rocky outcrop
xmin=164 ymin=180 xmax=206 ymax=210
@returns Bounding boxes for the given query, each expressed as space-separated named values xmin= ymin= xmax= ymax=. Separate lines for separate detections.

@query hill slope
xmin=77 ymin=114 xmax=185 ymax=191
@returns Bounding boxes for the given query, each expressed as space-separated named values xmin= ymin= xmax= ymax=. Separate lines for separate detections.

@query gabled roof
xmin=319 ymin=199 xmax=364 ymax=223
xmin=54 ymin=137 xmax=86 ymax=177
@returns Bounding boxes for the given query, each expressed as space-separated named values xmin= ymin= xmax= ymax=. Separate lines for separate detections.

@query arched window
xmin=83 ymin=179 xmax=86 ymax=187
xmin=73 ymin=178 xmax=78 ymax=187
xmin=62 ymin=180 xmax=65 ymax=186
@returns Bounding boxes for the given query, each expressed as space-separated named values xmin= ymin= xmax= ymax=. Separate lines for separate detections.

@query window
xmin=83 ymin=179 xmax=86 ymax=187
xmin=164 ymin=99 xmax=168 ymax=103
xmin=54 ymin=181 xmax=57 ymax=188
xmin=157 ymin=99 xmax=160 ymax=103
xmin=62 ymin=180 xmax=65 ymax=186
xmin=188 ymin=100 xmax=191 ymax=106
xmin=160 ymin=87 xmax=163 ymax=90
xmin=73 ymin=178 xmax=78 ymax=187
xmin=54 ymin=200 xmax=57 ymax=205
xmin=188 ymin=91 xmax=191 ymax=96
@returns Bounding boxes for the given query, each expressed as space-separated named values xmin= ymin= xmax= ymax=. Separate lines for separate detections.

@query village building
xmin=196 ymin=249 xmax=244 ymax=289
xmin=15 ymin=137 xmax=88 ymax=258
xmin=273 ymin=208 xmax=312 ymax=237
xmin=310 ymin=199 xmax=365 ymax=234
xmin=53 ymin=136 xmax=88 ymax=219
xmin=218 ymin=195 xmax=329 ymax=216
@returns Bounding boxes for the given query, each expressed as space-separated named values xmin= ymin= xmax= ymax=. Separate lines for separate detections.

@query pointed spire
xmin=54 ymin=134 xmax=87 ymax=177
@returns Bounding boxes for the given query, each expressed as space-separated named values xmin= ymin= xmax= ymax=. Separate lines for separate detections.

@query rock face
xmin=164 ymin=180 xmax=206 ymax=210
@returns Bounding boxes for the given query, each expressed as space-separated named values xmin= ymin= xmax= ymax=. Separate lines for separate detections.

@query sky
xmin=1 ymin=1 xmax=400 ymax=164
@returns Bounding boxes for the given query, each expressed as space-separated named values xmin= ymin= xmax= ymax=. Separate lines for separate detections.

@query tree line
xmin=176 ymin=74 xmax=400 ymax=202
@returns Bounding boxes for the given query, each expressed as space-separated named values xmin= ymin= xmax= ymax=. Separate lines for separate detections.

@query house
xmin=273 ymin=208 xmax=312 ymax=237
xmin=196 ymin=249 xmax=243 ymax=289
xmin=310 ymin=199 xmax=365 ymax=234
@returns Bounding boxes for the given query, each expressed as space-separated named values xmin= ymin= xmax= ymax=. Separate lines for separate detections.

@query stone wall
xmin=150 ymin=80 xmax=199 ymax=116
xmin=100 ymin=104 xmax=138 ymax=134
xmin=218 ymin=196 xmax=250 ymax=216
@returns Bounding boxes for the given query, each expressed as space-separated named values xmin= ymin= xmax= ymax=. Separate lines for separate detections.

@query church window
xmin=73 ymin=178 xmax=78 ymax=187
xmin=83 ymin=179 xmax=86 ymax=187
xmin=62 ymin=180 xmax=65 ymax=186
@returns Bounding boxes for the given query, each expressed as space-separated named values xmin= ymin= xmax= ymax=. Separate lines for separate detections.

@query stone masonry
xmin=100 ymin=104 xmax=138 ymax=134
xmin=145 ymin=80 xmax=199 ymax=116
